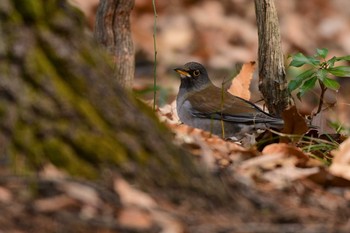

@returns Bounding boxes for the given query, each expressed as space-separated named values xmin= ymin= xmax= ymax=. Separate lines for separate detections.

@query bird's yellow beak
xmin=174 ymin=68 xmax=191 ymax=78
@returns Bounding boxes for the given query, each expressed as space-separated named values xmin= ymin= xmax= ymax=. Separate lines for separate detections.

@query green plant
xmin=329 ymin=121 xmax=350 ymax=135
xmin=288 ymin=48 xmax=350 ymax=115
xmin=264 ymin=129 xmax=340 ymax=165
xmin=301 ymin=134 xmax=340 ymax=165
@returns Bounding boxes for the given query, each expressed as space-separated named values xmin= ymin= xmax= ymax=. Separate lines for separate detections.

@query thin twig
xmin=220 ymin=82 xmax=225 ymax=138
xmin=152 ymin=0 xmax=158 ymax=111
xmin=315 ymin=80 xmax=326 ymax=115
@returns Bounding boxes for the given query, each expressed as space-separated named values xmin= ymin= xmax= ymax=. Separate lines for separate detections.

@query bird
xmin=174 ymin=62 xmax=284 ymax=140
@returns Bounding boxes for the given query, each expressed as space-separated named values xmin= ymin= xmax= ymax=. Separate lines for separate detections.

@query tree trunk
xmin=254 ymin=0 xmax=290 ymax=116
xmin=94 ymin=0 xmax=135 ymax=88
xmin=0 ymin=0 xmax=217 ymax=194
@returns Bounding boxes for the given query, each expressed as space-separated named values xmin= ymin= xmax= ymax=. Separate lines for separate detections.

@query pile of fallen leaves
xmin=157 ymin=99 xmax=350 ymax=186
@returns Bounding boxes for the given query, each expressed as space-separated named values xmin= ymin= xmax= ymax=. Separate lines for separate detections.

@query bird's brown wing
xmin=187 ymin=85 xmax=283 ymax=126
xmin=187 ymin=85 xmax=261 ymax=115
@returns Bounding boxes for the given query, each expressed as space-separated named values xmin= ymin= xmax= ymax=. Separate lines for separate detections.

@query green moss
xmin=13 ymin=121 xmax=45 ymax=168
xmin=71 ymin=130 xmax=127 ymax=164
xmin=12 ymin=119 xmax=98 ymax=178
xmin=73 ymin=98 xmax=109 ymax=131
xmin=43 ymin=1 xmax=62 ymax=19
xmin=25 ymin=45 xmax=109 ymax=130
xmin=23 ymin=46 xmax=49 ymax=87
xmin=43 ymin=137 xmax=97 ymax=178
xmin=0 ymin=1 xmax=22 ymax=23
xmin=13 ymin=0 xmax=44 ymax=22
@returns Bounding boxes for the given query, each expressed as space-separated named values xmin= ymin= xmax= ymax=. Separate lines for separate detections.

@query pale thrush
xmin=174 ymin=62 xmax=284 ymax=139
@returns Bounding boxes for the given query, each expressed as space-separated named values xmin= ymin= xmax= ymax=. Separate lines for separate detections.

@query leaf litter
xmin=154 ymin=60 xmax=350 ymax=230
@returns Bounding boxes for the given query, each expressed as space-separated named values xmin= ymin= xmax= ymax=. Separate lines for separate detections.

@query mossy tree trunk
xmin=254 ymin=0 xmax=290 ymax=116
xmin=0 ymin=0 xmax=221 ymax=196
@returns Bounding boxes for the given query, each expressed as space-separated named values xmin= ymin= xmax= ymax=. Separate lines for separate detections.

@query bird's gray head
xmin=174 ymin=62 xmax=212 ymax=90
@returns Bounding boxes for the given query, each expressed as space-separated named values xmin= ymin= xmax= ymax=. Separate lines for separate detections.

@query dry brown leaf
xmin=329 ymin=137 xmax=350 ymax=181
xmin=157 ymin=101 xmax=179 ymax=124
xmin=40 ymin=163 xmax=68 ymax=180
xmin=238 ymin=153 xmax=288 ymax=171
xmin=0 ymin=186 xmax=12 ymax=203
xmin=114 ymin=178 xmax=184 ymax=233
xmin=239 ymin=143 xmax=311 ymax=185
xmin=311 ymin=109 xmax=337 ymax=134
xmin=60 ymin=182 xmax=102 ymax=207
xmin=170 ymin=123 xmax=258 ymax=169
xmin=237 ymin=153 xmax=296 ymax=186
xmin=262 ymin=143 xmax=309 ymax=162
xmin=118 ymin=207 xmax=154 ymax=230
xmin=281 ymin=105 xmax=308 ymax=142
xmin=114 ymin=178 xmax=157 ymax=209
xmin=151 ymin=211 xmax=184 ymax=233
xmin=308 ymin=168 xmax=350 ymax=187
xmin=34 ymin=195 xmax=78 ymax=213
xmin=263 ymin=166 xmax=319 ymax=188
xmin=227 ymin=61 xmax=256 ymax=100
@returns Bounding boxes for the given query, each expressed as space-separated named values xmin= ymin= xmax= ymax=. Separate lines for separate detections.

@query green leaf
xmin=298 ymin=76 xmax=317 ymax=97
xmin=316 ymin=69 xmax=328 ymax=81
xmin=328 ymin=66 xmax=350 ymax=77
xmin=336 ymin=55 xmax=350 ymax=61
xmin=288 ymin=69 xmax=315 ymax=92
xmin=316 ymin=48 xmax=328 ymax=59
xmin=289 ymin=53 xmax=320 ymax=67
xmin=323 ymin=78 xmax=340 ymax=90
xmin=327 ymin=56 xmax=337 ymax=67
xmin=288 ymin=80 xmax=302 ymax=92
xmin=295 ymin=68 xmax=315 ymax=80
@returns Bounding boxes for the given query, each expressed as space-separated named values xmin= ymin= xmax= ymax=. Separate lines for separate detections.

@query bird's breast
xmin=176 ymin=99 xmax=195 ymax=125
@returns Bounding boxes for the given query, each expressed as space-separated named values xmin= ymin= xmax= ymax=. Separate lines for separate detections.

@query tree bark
xmin=0 ymin=0 xmax=213 ymax=193
xmin=94 ymin=0 xmax=135 ymax=88
xmin=254 ymin=0 xmax=290 ymax=116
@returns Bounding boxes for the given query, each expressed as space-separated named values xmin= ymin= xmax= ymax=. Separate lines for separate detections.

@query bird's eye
xmin=193 ymin=70 xmax=200 ymax=77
